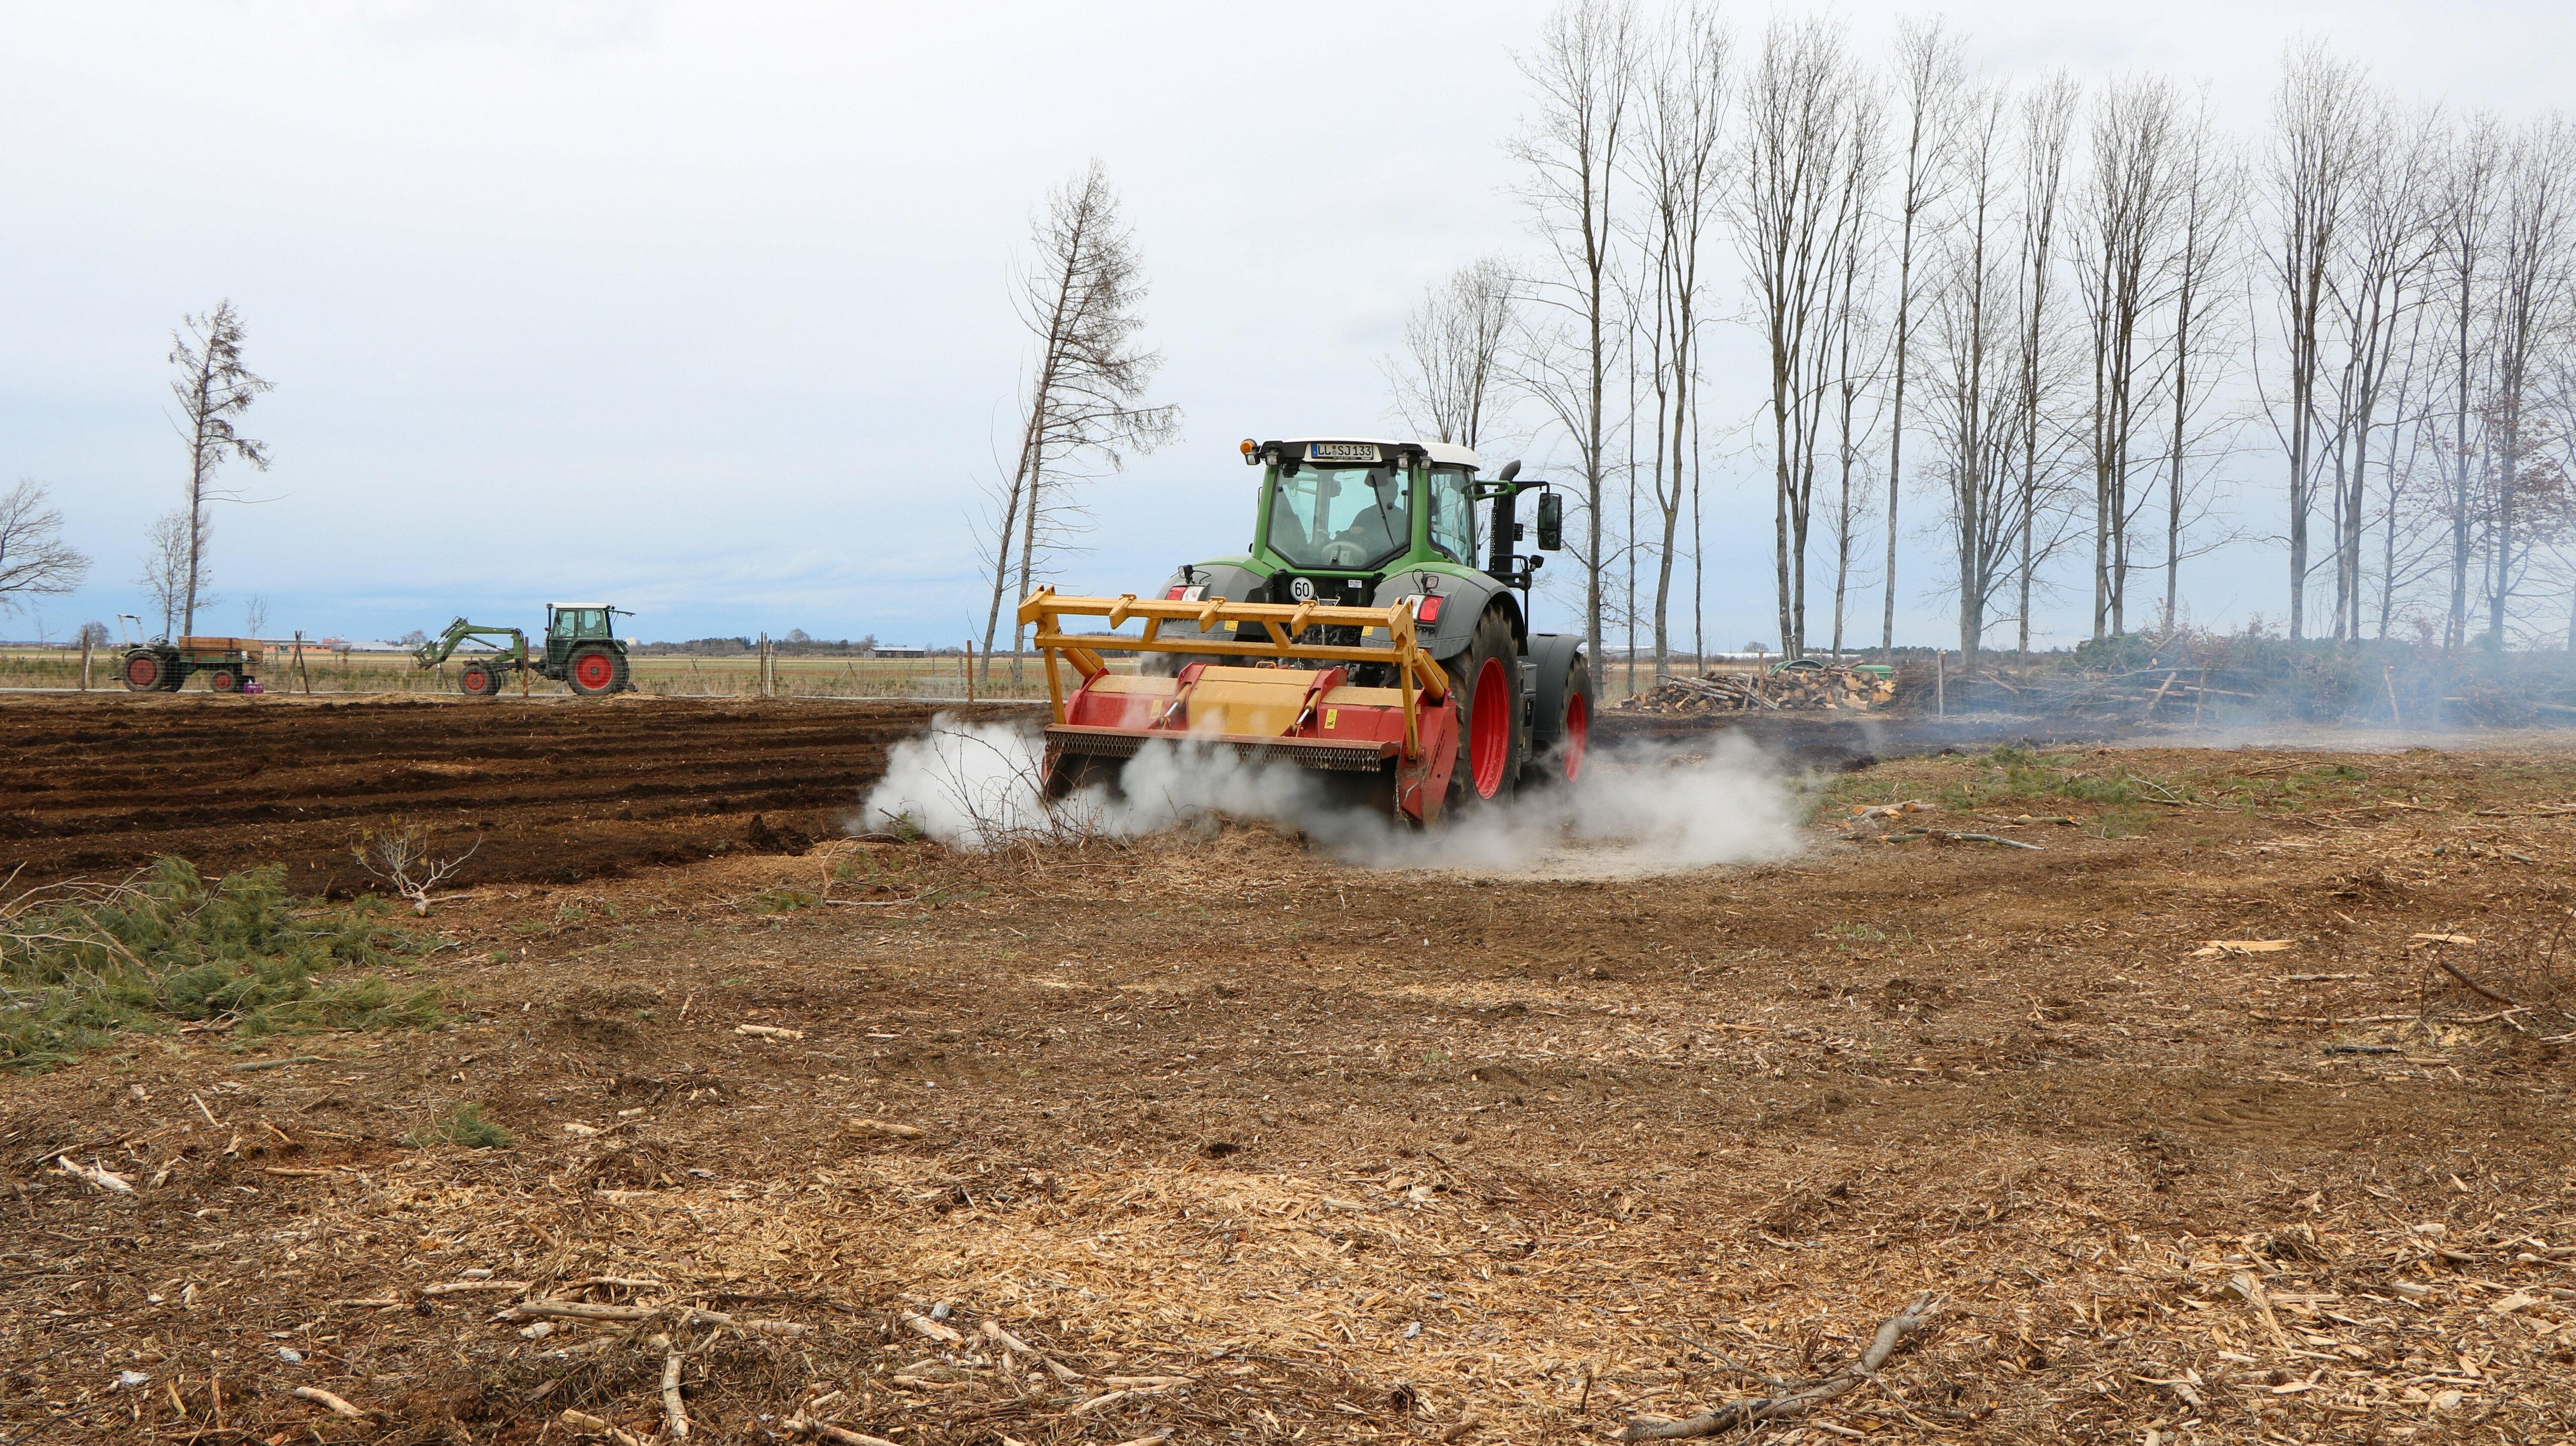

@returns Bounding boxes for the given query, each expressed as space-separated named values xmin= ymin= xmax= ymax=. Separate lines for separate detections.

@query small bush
xmin=0 ymin=858 xmax=442 ymax=1072
xmin=412 ymin=1103 xmax=514 ymax=1149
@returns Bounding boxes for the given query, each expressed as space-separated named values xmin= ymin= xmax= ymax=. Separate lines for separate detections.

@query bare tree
xmin=2015 ymin=73 xmax=2079 ymax=660
xmin=2074 ymin=75 xmax=2178 ymax=640
xmin=0 ymin=481 xmax=90 ymax=615
xmin=2160 ymin=94 xmax=2249 ymax=631
xmin=2322 ymin=103 xmax=2441 ymax=640
xmin=1629 ymin=2 xmax=1732 ymax=678
xmin=2477 ymin=118 xmax=2576 ymax=648
xmin=243 ymin=592 xmax=270 ymax=639
xmin=2260 ymin=44 xmax=2372 ymax=641
xmin=976 ymin=160 xmax=1180 ymax=684
xmin=2430 ymin=116 xmax=2505 ymax=650
xmin=1731 ymin=15 xmax=1870 ymax=659
xmin=136 ymin=510 xmax=198 ymax=639
xmin=1387 ymin=257 xmax=1517 ymax=450
xmin=1509 ymin=0 xmax=1641 ymax=665
xmin=1877 ymin=19 xmax=1965 ymax=658
xmin=1924 ymin=83 xmax=2022 ymax=673
xmin=168 ymin=301 xmax=270 ymax=641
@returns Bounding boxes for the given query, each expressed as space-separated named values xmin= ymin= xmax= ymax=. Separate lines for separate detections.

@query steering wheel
xmin=1322 ymin=539 xmax=1368 ymax=567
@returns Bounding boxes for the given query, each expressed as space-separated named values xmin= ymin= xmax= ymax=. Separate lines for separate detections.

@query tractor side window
xmin=1427 ymin=469 xmax=1476 ymax=564
xmin=1266 ymin=466 xmax=1411 ymax=571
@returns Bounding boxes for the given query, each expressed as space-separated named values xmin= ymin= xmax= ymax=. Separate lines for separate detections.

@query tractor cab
xmin=543 ymin=604 xmax=621 ymax=665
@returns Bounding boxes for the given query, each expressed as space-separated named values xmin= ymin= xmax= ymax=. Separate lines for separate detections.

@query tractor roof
xmin=548 ymin=602 xmax=614 ymax=609
xmin=1275 ymin=438 xmax=1481 ymax=469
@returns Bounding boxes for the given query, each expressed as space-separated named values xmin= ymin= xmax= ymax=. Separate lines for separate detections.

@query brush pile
xmin=1620 ymin=664 xmax=1897 ymax=714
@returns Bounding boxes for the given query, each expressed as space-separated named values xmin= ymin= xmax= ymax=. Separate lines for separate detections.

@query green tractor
xmin=1144 ymin=436 xmax=1593 ymax=813
xmin=415 ymin=604 xmax=635 ymax=697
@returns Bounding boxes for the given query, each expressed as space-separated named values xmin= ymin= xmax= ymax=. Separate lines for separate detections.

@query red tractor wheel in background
xmin=567 ymin=646 xmax=619 ymax=695
xmin=1557 ymin=651 xmax=1591 ymax=782
xmin=124 ymin=653 xmax=164 ymax=691
xmin=209 ymin=671 xmax=237 ymax=693
xmin=459 ymin=662 xmax=501 ymax=697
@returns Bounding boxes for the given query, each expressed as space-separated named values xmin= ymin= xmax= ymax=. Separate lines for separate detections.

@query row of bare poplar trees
xmin=1388 ymin=2 xmax=2576 ymax=675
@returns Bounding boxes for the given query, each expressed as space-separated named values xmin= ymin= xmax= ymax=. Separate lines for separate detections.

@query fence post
xmin=964 ymin=641 xmax=977 ymax=703
xmin=1935 ymin=650 xmax=1946 ymax=717
xmin=757 ymin=632 xmax=769 ymax=699
xmin=79 ymin=633 xmax=92 ymax=691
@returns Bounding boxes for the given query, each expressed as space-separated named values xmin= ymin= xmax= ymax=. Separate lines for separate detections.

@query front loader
xmin=415 ymin=604 xmax=634 ymax=697
xmin=1021 ymin=437 xmax=1592 ymax=825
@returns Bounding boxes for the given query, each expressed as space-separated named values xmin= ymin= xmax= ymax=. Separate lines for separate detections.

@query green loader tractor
xmin=415 ymin=604 xmax=635 ymax=697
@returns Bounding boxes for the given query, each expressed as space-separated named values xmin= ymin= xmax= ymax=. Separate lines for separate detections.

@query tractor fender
xmin=1369 ymin=569 xmax=1518 ymax=663
xmin=1524 ymin=632 xmax=1593 ymax=760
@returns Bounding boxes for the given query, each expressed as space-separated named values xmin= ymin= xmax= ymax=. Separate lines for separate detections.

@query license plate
xmin=1305 ymin=441 xmax=1381 ymax=463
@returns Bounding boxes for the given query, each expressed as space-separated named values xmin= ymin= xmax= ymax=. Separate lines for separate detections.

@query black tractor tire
xmin=1523 ymin=647 xmax=1595 ymax=787
xmin=565 ymin=645 xmax=623 ymax=696
xmin=208 ymin=670 xmax=237 ymax=693
xmin=122 ymin=651 xmax=166 ymax=692
xmin=458 ymin=661 xmax=503 ymax=698
xmin=1442 ymin=605 xmax=1522 ymax=817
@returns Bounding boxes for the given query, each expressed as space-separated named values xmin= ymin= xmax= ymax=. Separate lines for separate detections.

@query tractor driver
xmin=1330 ymin=469 xmax=1410 ymax=559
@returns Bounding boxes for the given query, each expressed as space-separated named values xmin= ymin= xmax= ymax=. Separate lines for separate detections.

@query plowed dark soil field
xmin=7 ymin=700 xmax=2576 ymax=1444
xmin=0 ymin=694 xmax=1032 ymax=894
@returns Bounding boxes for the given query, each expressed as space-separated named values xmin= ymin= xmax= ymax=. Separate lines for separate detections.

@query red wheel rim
xmin=126 ymin=655 xmax=157 ymax=687
xmin=211 ymin=672 xmax=234 ymax=692
xmin=573 ymin=652 xmax=615 ymax=690
xmin=1562 ymin=690 xmax=1588 ymax=781
xmin=1469 ymin=656 xmax=1510 ymax=798
xmin=464 ymin=667 xmax=488 ymax=694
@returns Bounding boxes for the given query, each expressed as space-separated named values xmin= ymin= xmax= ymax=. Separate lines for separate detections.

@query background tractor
xmin=1020 ymin=436 xmax=1590 ymax=824
xmin=119 ymin=634 xmax=264 ymax=693
xmin=415 ymin=604 xmax=635 ymax=697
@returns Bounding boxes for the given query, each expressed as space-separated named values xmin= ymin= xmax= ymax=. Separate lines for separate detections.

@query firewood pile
xmin=1619 ymin=663 xmax=1898 ymax=713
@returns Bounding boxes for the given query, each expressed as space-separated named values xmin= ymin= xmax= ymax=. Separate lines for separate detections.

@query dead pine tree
xmin=2074 ymin=73 xmax=2176 ymax=644
xmin=976 ymin=160 xmax=1180 ymax=688
xmin=1508 ymin=0 xmax=1641 ymax=668
xmin=168 ymin=301 xmax=271 ymax=641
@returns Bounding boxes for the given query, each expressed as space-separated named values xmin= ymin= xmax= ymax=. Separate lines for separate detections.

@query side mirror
xmin=1536 ymin=491 xmax=1564 ymax=551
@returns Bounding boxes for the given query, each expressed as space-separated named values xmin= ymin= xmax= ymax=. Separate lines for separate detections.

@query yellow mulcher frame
xmin=1016 ymin=587 xmax=1451 ymax=758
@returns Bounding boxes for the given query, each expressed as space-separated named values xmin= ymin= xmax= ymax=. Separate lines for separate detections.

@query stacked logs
xmin=1618 ymin=665 xmax=1897 ymax=714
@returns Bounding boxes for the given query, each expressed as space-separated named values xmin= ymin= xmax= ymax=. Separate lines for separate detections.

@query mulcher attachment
xmin=1017 ymin=589 xmax=1460 ymax=824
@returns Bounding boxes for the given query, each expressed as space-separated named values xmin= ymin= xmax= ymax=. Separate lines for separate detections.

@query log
xmin=1616 ymin=1295 xmax=1940 ymax=1441
xmin=289 ymin=1386 xmax=365 ymax=1418
xmin=900 ymin=1310 xmax=963 ymax=1344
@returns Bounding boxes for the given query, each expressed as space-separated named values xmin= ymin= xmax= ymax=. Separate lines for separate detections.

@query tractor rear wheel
xmin=566 ymin=646 xmax=622 ymax=696
xmin=459 ymin=661 xmax=502 ymax=697
xmin=1442 ymin=606 xmax=1522 ymax=818
xmin=1527 ymin=651 xmax=1592 ymax=786
xmin=209 ymin=670 xmax=237 ymax=693
xmin=123 ymin=652 xmax=164 ymax=691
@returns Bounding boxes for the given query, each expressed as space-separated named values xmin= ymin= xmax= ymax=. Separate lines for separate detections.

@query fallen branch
xmin=289 ymin=1386 xmax=365 ymax=1418
xmin=658 ymin=1337 xmax=689 ymax=1439
xmin=900 ymin=1310 xmax=963 ymax=1344
xmin=2434 ymin=957 xmax=2521 ymax=1008
xmin=845 ymin=1118 xmax=925 ymax=1140
xmin=784 ymin=1420 xmax=901 ymax=1446
xmin=982 ymin=1319 xmax=1084 ymax=1382
xmin=52 ymin=1156 xmax=134 ymax=1194
xmin=559 ymin=1408 xmax=649 ymax=1446
xmin=1616 ymin=1295 xmax=1940 ymax=1441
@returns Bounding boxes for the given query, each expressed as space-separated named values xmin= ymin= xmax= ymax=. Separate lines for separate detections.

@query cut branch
xmin=1616 ymin=1294 xmax=1940 ymax=1440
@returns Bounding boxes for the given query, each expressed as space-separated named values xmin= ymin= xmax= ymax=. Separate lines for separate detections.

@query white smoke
xmin=856 ymin=714 xmax=1801 ymax=876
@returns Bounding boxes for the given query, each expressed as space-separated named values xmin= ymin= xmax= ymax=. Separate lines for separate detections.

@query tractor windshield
xmin=1265 ymin=465 xmax=1411 ymax=571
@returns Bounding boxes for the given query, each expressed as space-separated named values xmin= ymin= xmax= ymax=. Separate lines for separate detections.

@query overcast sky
xmin=5 ymin=1 xmax=2572 ymax=650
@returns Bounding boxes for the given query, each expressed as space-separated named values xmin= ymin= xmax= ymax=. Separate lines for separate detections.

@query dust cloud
xmin=855 ymin=715 xmax=1801 ymax=877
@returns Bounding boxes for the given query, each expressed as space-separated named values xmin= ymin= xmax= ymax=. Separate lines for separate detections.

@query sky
xmin=4 ymin=0 xmax=2573 ymax=651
